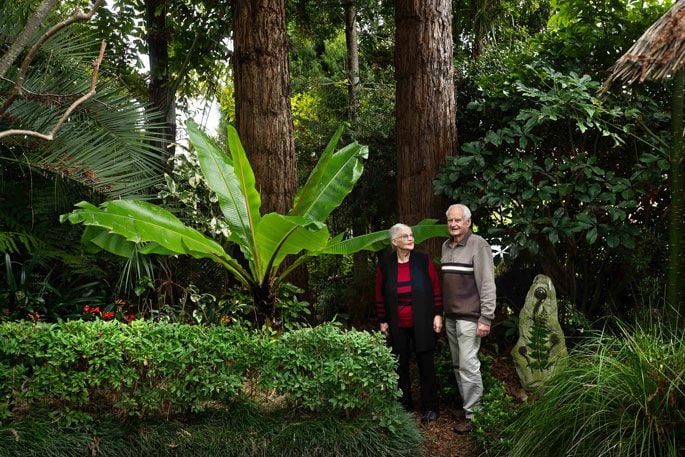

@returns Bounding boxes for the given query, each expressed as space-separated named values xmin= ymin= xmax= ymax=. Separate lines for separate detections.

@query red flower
xmin=92 ymin=307 xmax=101 ymax=314
xmin=83 ymin=305 xmax=90 ymax=313
xmin=124 ymin=314 xmax=136 ymax=322
xmin=102 ymin=311 xmax=115 ymax=320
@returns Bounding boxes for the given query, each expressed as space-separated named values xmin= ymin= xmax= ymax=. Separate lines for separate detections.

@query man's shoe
xmin=421 ymin=411 xmax=439 ymax=423
xmin=453 ymin=420 xmax=473 ymax=434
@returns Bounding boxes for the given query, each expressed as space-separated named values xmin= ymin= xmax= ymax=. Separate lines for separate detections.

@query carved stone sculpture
xmin=511 ymin=274 xmax=568 ymax=394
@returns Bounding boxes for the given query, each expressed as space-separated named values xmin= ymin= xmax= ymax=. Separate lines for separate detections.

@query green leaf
xmin=291 ymin=133 xmax=368 ymax=222
xmin=255 ymin=213 xmax=329 ymax=281
xmin=189 ymin=120 xmax=261 ymax=271
xmin=82 ymin=226 xmax=133 ymax=257
xmin=61 ymin=200 xmax=250 ymax=284
xmin=586 ymin=227 xmax=598 ymax=245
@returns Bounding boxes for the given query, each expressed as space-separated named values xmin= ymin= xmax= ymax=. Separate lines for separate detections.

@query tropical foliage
xmin=61 ymin=121 xmax=446 ymax=326
xmin=1 ymin=1 xmax=170 ymax=323
xmin=504 ymin=320 xmax=685 ymax=457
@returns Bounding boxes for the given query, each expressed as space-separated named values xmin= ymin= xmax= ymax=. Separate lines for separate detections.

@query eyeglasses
xmin=394 ymin=233 xmax=414 ymax=241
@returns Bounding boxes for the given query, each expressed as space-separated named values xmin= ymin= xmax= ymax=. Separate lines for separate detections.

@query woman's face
xmin=392 ymin=229 xmax=415 ymax=251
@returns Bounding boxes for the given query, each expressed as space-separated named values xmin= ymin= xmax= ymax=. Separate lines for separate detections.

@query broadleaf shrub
xmin=0 ymin=321 xmax=399 ymax=422
xmin=260 ymin=323 xmax=400 ymax=411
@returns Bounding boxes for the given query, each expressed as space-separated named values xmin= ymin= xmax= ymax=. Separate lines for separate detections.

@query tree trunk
xmin=667 ymin=69 xmax=684 ymax=314
xmin=145 ymin=0 xmax=175 ymax=164
xmin=233 ymin=0 xmax=297 ymax=215
xmin=394 ymin=0 xmax=457 ymax=255
xmin=0 ymin=0 xmax=59 ymax=79
xmin=344 ymin=0 xmax=360 ymax=133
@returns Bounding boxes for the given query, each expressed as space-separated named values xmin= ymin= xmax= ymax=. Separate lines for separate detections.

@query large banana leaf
xmin=188 ymin=120 xmax=262 ymax=276
xmin=82 ymin=226 xmax=176 ymax=257
xmin=61 ymin=200 xmax=252 ymax=285
xmin=290 ymin=127 xmax=368 ymax=221
xmin=411 ymin=220 xmax=449 ymax=244
xmin=255 ymin=213 xmax=329 ymax=282
xmin=320 ymin=220 xmax=448 ymax=255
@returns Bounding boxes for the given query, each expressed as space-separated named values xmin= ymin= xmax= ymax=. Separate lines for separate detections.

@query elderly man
xmin=441 ymin=204 xmax=496 ymax=433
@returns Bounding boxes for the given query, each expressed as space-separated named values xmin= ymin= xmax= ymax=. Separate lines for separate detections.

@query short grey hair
xmin=389 ymin=223 xmax=412 ymax=240
xmin=446 ymin=204 xmax=471 ymax=220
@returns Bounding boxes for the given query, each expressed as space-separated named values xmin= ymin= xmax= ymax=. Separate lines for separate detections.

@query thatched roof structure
xmin=602 ymin=0 xmax=685 ymax=91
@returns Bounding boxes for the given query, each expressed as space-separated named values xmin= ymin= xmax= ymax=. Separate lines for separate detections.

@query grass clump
xmin=505 ymin=320 xmax=685 ymax=457
xmin=0 ymin=402 xmax=421 ymax=457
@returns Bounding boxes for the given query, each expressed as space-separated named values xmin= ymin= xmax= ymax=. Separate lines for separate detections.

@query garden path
xmin=416 ymin=407 xmax=478 ymax=457
xmin=414 ymin=350 xmax=522 ymax=456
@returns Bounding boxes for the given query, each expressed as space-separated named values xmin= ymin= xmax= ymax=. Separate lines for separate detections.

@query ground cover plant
xmin=0 ymin=402 xmax=421 ymax=457
xmin=503 ymin=319 xmax=685 ymax=457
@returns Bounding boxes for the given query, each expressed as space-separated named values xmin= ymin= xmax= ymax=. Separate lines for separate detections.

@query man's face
xmin=447 ymin=207 xmax=471 ymax=241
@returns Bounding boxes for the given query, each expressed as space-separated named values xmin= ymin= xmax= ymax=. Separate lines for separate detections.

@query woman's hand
xmin=433 ymin=315 xmax=443 ymax=334
xmin=380 ymin=322 xmax=389 ymax=337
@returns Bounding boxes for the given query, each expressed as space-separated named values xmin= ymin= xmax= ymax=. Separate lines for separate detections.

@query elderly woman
xmin=375 ymin=223 xmax=443 ymax=423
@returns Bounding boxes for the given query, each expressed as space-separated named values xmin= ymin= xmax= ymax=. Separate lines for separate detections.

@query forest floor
xmin=411 ymin=350 xmax=522 ymax=457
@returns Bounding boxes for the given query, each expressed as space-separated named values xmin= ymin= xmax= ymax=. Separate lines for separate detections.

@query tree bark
xmin=233 ymin=0 xmax=297 ymax=215
xmin=145 ymin=0 xmax=176 ymax=163
xmin=667 ymin=69 xmax=684 ymax=314
xmin=394 ymin=0 xmax=457 ymax=254
xmin=0 ymin=0 xmax=59 ymax=79
xmin=344 ymin=0 xmax=360 ymax=133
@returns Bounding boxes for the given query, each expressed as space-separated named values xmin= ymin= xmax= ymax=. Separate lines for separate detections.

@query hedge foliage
xmin=0 ymin=321 xmax=400 ymax=422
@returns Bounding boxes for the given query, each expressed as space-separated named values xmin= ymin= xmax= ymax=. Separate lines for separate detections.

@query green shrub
xmin=504 ymin=321 xmax=685 ymax=457
xmin=0 ymin=320 xmax=254 ymax=421
xmin=260 ymin=323 xmax=400 ymax=412
xmin=0 ymin=321 xmax=399 ymax=423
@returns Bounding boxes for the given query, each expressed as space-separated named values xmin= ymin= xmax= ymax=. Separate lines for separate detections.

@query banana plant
xmin=61 ymin=120 xmax=447 ymax=326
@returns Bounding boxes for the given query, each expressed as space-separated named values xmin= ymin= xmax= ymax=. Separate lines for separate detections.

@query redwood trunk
xmin=233 ymin=0 xmax=297 ymax=215
xmin=145 ymin=0 xmax=175 ymax=163
xmin=344 ymin=0 xmax=360 ymax=132
xmin=395 ymin=0 xmax=457 ymax=251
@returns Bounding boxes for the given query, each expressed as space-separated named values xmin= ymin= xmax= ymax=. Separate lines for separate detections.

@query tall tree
xmin=395 ymin=0 xmax=457 ymax=236
xmin=145 ymin=0 xmax=175 ymax=158
xmin=89 ymin=0 xmax=232 ymax=160
xmin=233 ymin=0 xmax=297 ymax=214
xmin=343 ymin=0 xmax=360 ymax=130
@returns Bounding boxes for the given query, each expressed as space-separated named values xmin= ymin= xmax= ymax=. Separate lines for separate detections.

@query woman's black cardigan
xmin=379 ymin=250 xmax=438 ymax=353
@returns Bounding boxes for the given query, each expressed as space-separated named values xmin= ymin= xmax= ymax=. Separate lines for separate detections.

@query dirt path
xmin=412 ymin=350 xmax=521 ymax=456
xmin=414 ymin=407 xmax=479 ymax=457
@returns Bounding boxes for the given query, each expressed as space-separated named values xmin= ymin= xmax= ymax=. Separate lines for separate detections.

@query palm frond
xmin=1 ymin=20 xmax=166 ymax=199
xmin=602 ymin=0 xmax=685 ymax=89
xmin=0 ymin=231 xmax=40 ymax=254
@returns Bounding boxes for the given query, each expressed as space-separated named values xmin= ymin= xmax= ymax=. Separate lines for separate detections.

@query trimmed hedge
xmin=0 ymin=321 xmax=400 ymax=422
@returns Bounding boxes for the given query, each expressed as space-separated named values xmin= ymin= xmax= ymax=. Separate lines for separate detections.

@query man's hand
xmin=476 ymin=322 xmax=491 ymax=337
xmin=433 ymin=315 xmax=443 ymax=333
xmin=380 ymin=322 xmax=389 ymax=337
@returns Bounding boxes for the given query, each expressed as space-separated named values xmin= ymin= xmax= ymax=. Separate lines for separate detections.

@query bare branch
xmin=0 ymin=41 xmax=107 ymax=141
xmin=0 ymin=0 xmax=106 ymax=117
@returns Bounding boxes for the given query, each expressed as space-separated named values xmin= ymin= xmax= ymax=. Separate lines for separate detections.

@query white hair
xmin=389 ymin=223 xmax=412 ymax=240
xmin=446 ymin=204 xmax=471 ymax=220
